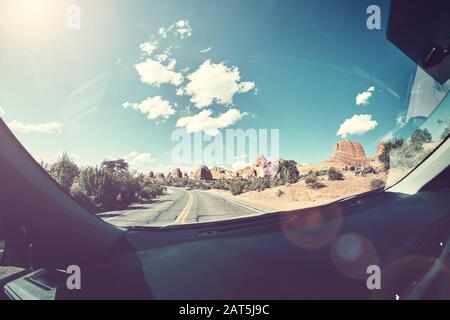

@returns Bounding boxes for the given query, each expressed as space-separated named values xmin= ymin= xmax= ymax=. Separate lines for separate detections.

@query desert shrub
xmin=271 ymin=178 xmax=285 ymax=187
xmin=279 ymin=160 xmax=300 ymax=184
xmin=49 ymin=152 xmax=80 ymax=191
xmin=305 ymin=174 xmax=325 ymax=189
xmin=248 ymin=177 xmax=271 ymax=192
xmin=77 ymin=165 xmax=140 ymax=211
xmin=275 ymin=189 xmax=284 ymax=197
xmin=138 ymin=179 xmax=166 ymax=201
xmin=370 ymin=179 xmax=385 ymax=191
xmin=354 ymin=165 xmax=376 ymax=177
xmin=315 ymin=169 xmax=329 ymax=176
xmin=211 ymin=179 xmax=228 ymax=190
xmin=229 ymin=180 xmax=247 ymax=196
xmin=327 ymin=167 xmax=344 ymax=180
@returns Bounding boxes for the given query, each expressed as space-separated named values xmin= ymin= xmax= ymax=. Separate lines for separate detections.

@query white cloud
xmin=176 ymin=108 xmax=247 ymax=136
xmin=135 ymin=58 xmax=183 ymax=87
xmin=174 ymin=20 xmax=192 ymax=39
xmin=356 ymin=86 xmax=375 ymax=106
xmin=158 ymin=20 xmax=192 ymax=40
xmin=182 ymin=60 xmax=255 ymax=108
xmin=139 ymin=39 xmax=158 ymax=57
xmin=200 ymin=47 xmax=213 ymax=53
xmin=396 ymin=112 xmax=406 ymax=127
xmin=8 ymin=120 xmax=63 ymax=134
xmin=156 ymin=53 xmax=169 ymax=62
xmin=123 ymin=96 xmax=176 ymax=120
xmin=123 ymin=151 xmax=156 ymax=173
xmin=238 ymin=81 xmax=256 ymax=93
xmin=0 ymin=105 xmax=5 ymax=116
xmin=336 ymin=114 xmax=378 ymax=138
xmin=158 ymin=27 xmax=167 ymax=39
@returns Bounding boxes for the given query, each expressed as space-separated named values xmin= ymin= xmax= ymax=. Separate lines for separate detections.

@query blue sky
xmin=0 ymin=0 xmax=420 ymax=173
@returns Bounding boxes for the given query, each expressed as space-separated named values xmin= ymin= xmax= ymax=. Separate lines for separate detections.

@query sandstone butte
xmin=327 ymin=139 xmax=370 ymax=165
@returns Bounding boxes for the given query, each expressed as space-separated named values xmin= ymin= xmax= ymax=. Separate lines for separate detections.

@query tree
xmin=101 ymin=159 xmax=129 ymax=171
xmin=77 ymin=160 xmax=134 ymax=209
xmin=411 ymin=128 xmax=432 ymax=146
xmin=441 ymin=126 xmax=450 ymax=140
xmin=378 ymin=138 xmax=404 ymax=171
xmin=438 ymin=119 xmax=450 ymax=140
xmin=279 ymin=160 xmax=300 ymax=184
xmin=49 ymin=152 xmax=80 ymax=191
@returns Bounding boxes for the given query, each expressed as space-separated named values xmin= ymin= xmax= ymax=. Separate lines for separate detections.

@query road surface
xmin=100 ymin=187 xmax=263 ymax=227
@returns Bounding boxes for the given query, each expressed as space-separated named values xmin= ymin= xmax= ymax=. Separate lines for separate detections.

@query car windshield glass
xmin=0 ymin=0 xmax=449 ymax=227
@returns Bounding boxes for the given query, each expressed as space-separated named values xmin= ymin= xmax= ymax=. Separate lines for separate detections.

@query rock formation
xmin=252 ymin=155 xmax=284 ymax=178
xmin=155 ymin=172 xmax=165 ymax=181
xmin=328 ymin=140 xmax=369 ymax=165
xmin=238 ymin=166 xmax=258 ymax=179
xmin=191 ymin=165 xmax=213 ymax=181
xmin=170 ymin=168 xmax=183 ymax=179
xmin=210 ymin=166 xmax=233 ymax=180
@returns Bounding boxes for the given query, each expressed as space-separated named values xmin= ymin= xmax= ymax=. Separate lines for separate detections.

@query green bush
xmin=327 ymin=167 xmax=344 ymax=180
xmin=248 ymin=177 xmax=271 ymax=192
xmin=279 ymin=160 xmax=300 ymax=184
xmin=229 ymin=180 xmax=247 ymax=195
xmin=210 ymin=179 xmax=228 ymax=190
xmin=315 ymin=169 xmax=328 ymax=176
xmin=138 ymin=178 xmax=166 ymax=200
xmin=305 ymin=174 xmax=325 ymax=189
xmin=77 ymin=165 xmax=141 ymax=211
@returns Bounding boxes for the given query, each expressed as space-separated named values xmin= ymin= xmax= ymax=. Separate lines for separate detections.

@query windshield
xmin=0 ymin=0 xmax=449 ymax=227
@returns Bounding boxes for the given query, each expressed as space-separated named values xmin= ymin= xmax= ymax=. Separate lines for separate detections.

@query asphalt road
xmin=100 ymin=187 xmax=263 ymax=227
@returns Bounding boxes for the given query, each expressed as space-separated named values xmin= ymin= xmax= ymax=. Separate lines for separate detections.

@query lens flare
xmin=329 ymin=233 xmax=379 ymax=279
xmin=280 ymin=207 xmax=343 ymax=250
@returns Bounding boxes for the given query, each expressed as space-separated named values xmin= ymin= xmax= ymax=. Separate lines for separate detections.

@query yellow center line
xmin=175 ymin=192 xmax=193 ymax=224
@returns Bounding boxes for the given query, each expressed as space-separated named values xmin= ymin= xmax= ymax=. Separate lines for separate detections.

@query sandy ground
xmin=208 ymin=171 xmax=388 ymax=213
